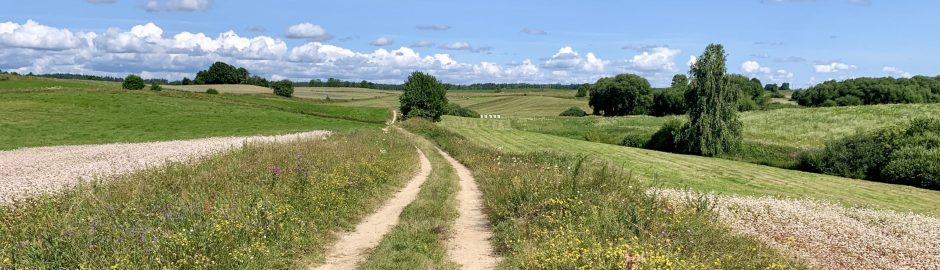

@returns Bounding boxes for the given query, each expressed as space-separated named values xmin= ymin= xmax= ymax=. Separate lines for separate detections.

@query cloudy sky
xmin=1 ymin=0 xmax=937 ymax=87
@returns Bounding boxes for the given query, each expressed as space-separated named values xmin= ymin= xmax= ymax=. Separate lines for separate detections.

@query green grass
xmin=439 ymin=116 xmax=940 ymax=216
xmin=0 ymin=77 xmax=385 ymax=150
xmin=0 ymin=131 xmax=417 ymax=269
xmin=403 ymin=119 xmax=805 ymax=269
xmin=338 ymin=94 xmax=589 ymax=117
xmin=359 ymin=130 xmax=459 ymax=270
xmin=165 ymin=85 xmax=400 ymax=100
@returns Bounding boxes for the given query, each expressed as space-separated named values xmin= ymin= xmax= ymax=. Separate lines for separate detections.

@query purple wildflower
xmin=271 ymin=166 xmax=282 ymax=176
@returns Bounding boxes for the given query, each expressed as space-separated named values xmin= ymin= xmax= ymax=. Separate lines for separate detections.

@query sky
xmin=0 ymin=0 xmax=938 ymax=87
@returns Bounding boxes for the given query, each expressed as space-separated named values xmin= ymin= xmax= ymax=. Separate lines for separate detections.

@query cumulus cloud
xmin=742 ymin=60 xmax=793 ymax=82
xmin=416 ymin=24 xmax=451 ymax=31
xmin=883 ymin=66 xmax=911 ymax=78
xmin=687 ymin=56 xmax=697 ymax=67
xmin=0 ymin=20 xmax=88 ymax=50
xmin=628 ymin=47 xmax=680 ymax=72
xmin=814 ymin=62 xmax=856 ymax=73
xmin=543 ymin=46 xmax=608 ymax=73
xmin=370 ymin=36 xmax=394 ymax=46
xmin=144 ymin=0 xmax=211 ymax=11
xmin=285 ymin=23 xmax=332 ymax=41
xmin=522 ymin=28 xmax=547 ymax=35
xmin=742 ymin=60 xmax=771 ymax=74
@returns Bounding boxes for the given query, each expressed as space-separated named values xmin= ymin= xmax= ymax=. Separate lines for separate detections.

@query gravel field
xmin=0 ymin=131 xmax=330 ymax=202
xmin=660 ymin=189 xmax=940 ymax=270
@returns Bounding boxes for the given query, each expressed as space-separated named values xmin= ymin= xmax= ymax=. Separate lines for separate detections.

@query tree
xmin=399 ymin=72 xmax=448 ymax=121
xmin=680 ymin=44 xmax=742 ymax=156
xmin=764 ymin=83 xmax=779 ymax=92
xmin=194 ymin=62 xmax=242 ymax=84
xmin=122 ymin=74 xmax=145 ymax=90
xmin=780 ymin=82 xmax=791 ymax=91
xmin=271 ymin=80 xmax=294 ymax=97
xmin=671 ymin=74 xmax=689 ymax=89
xmin=650 ymin=88 xmax=686 ymax=116
xmin=588 ymin=74 xmax=652 ymax=116
xmin=181 ymin=77 xmax=192 ymax=85
xmin=309 ymin=79 xmax=323 ymax=87
xmin=575 ymin=84 xmax=589 ymax=97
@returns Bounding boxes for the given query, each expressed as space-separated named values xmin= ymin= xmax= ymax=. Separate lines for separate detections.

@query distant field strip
xmin=166 ymin=85 xmax=399 ymax=100
xmin=0 ymin=131 xmax=329 ymax=201
xmin=440 ymin=116 xmax=940 ymax=216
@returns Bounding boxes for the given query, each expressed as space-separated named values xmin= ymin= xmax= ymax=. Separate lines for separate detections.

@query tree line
xmin=793 ymin=76 xmax=940 ymax=107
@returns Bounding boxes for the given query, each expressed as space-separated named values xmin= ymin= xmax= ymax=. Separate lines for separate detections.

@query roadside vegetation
xmin=403 ymin=118 xmax=804 ymax=269
xmin=0 ymin=131 xmax=416 ymax=269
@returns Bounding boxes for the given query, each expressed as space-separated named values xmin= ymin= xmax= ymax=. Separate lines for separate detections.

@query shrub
xmin=588 ymin=73 xmax=652 ymax=116
xmin=271 ymin=80 xmax=294 ymax=97
xmin=444 ymin=103 xmax=480 ymax=118
xmin=559 ymin=107 xmax=587 ymax=117
xmin=650 ymin=88 xmax=686 ymax=116
xmin=799 ymin=118 xmax=940 ymax=190
xmin=399 ymin=72 xmax=448 ymax=121
xmin=205 ymin=88 xmax=219 ymax=95
xmin=645 ymin=119 xmax=685 ymax=153
xmin=575 ymin=84 xmax=589 ymax=97
xmin=122 ymin=75 xmax=145 ymax=90
xmin=620 ymin=133 xmax=648 ymax=148
xmin=149 ymin=82 xmax=162 ymax=91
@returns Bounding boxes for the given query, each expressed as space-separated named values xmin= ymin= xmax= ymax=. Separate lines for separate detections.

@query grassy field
xmin=439 ymin=116 xmax=940 ymax=216
xmin=0 ymin=131 xmax=417 ymax=269
xmin=359 ymin=131 xmax=459 ymax=270
xmin=339 ymin=94 xmax=589 ymax=117
xmin=0 ymin=77 xmax=385 ymax=150
xmin=403 ymin=119 xmax=805 ymax=269
xmin=165 ymin=85 xmax=399 ymax=100
xmin=511 ymin=103 xmax=940 ymax=150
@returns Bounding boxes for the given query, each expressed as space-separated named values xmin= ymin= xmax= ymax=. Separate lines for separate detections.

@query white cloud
xmin=0 ymin=20 xmax=86 ymax=50
xmin=628 ymin=47 xmax=680 ymax=72
xmin=543 ymin=46 xmax=608 ymax=72
xmin=285 ymin=23 xmax=332 ymax=41
xmin=742 ymin=60 xmax=771 ymax=74
xmin=814 ymin=62 xmax=856 ymax=73
xmin=687 ymin=56 xmax=697 ymax=67
xmin=883 ymin=66 xmax=912 ymax=78
xmin=438 ymin=42 xmax=491 ymax=53
xmin=769 ymin=69 xmax=794 ymax=82
xmin=370 ymin=36 xmax=393 ymax=46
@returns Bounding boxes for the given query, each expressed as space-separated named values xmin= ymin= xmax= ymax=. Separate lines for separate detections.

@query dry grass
xmin=660 ymin=190 xmax=940 ymax=270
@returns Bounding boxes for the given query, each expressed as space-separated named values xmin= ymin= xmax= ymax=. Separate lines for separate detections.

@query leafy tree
xmin=650 ymin=88 xmax=686 ymax=116
xmin=780 ymin=82 xmax=791 ymax=91
xmin=750 ymin=78 xmax=762 ymax=89
xmin=246 ymin=76 xmax=270 ymax=87
xmin=588 ymin=74 xmax=652 ymax=116
xmin=399 ymin=72 xmax=448 ymax=121
xmin=671 ymin=74 xmax=689 ymax=89
xmin=122 ymin=74 xmax=145 ymax=90
xmin=271 ymin=80 xmax=294 ymax=97
xmin=575 ymin=84 xmax=589 ymax=97
xmin=194 ymin=62 xmax=242 ymax=84
xmin=680 ymin=44 xmax=742 ymax=156
xmin=181 ymin=77 xmax=192 ymax=85
xmin=309 ymin=79 xmax=323 ymax=87
xmin=794 ymin=76 xmax=940 ymax=107
xmin=764 ymin=83 xmax=779 ymax=92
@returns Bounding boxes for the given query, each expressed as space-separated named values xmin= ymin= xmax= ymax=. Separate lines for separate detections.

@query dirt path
xmin=0 ymin=131 xmax=330 ymax=202
xmin=438 ymin=148 xmax=500 ymax=270
xmin=310 ymin=147 xmax=432 ymax=270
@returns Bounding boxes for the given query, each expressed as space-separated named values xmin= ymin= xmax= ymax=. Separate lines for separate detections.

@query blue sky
xmin=1 ymin=0 xmax=937 ymax=87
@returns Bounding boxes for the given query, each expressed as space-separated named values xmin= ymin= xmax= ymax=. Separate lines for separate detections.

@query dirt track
xmin=438 ymin=148 xmax=500 ymax=270
xmin=0 ymin=131 xmax=330 ymax=202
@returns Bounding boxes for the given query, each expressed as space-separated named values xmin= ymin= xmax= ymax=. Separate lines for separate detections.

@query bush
xmin=149 ymin=82 xmax=162 ymax=91
xmin=588 ymin=73 xmax=652 ymax=116
xmin=399 ymin=72 xmax=448 ymax=121
xmin=650 ymin=88 xmax=686 ymax=116
xmin=799 ymin=118 xmax=940 ymax=190
xmin=559 ymin=107 xmax=588 ymax=117
xmin=206 ymin=88 xmax=219 ymax=95
xmin=621 ymin=133 xmax=648 ymax=148
xmin=122 ymin=75 xmax=145 ymax=90
xmin=645 ymin=119 xmax=685 ymax=153
xmin=794 ymin=76 xmax=940 ymax=107
xmin=444 ymin=103 xmax=480 ymax=118
xmin=271 ymin=80 xmax=294 ymax=97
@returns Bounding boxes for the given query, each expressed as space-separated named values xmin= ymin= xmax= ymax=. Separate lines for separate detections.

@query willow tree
xmin=680 ymin=44 xmax=742 ymax=156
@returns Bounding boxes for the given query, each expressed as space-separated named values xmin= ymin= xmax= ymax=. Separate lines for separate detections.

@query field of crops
xmin=439 ymin=116 xmax=940 ymax=216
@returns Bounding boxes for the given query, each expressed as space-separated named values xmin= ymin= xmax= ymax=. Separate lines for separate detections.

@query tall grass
xmin=0 ymin=131 xmax=415 ymax=269
xmin=402 ymin=119 xmax=804 ymax=269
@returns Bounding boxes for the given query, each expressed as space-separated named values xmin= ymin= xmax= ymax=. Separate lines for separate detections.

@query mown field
xmin=338 ymin=90 xmax=589 ymax=117
xmin=0 ymin=76 xmax=386 ymax=150
xmin=440 ymin=116 xmax=940 ymax=216
xmin=165 ymin=85 xmax=400 ymax=100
